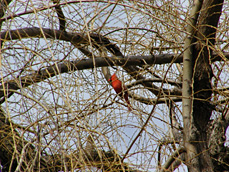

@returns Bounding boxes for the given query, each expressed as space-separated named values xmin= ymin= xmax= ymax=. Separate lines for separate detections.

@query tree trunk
xmin=185 ymin=0 xmax=224 ymax=171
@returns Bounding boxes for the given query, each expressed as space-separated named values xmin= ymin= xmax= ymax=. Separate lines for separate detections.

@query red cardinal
xmin=108 ymin=73 xmax=132 ymax=111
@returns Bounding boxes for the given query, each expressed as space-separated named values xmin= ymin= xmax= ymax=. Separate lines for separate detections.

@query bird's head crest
xmin=109 ymin=73 xmax=118 ymax=82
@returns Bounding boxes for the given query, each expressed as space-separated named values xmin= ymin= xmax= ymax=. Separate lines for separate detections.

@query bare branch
xmin=52 ymin=0 xmax=66 ymax=31
xmin=182 ymin=0 xmax=203 ymax=171
xmin=1 ymin=27 xmax=86 ymax=45
xmin=129 ymin=93 xmax=182 ymax=105
xmin=160 ymin=147 xmax=186 ymax=172
xmin=167 ymin=153 xmax=186 ymax=172
xmin=127 ymin=78 xmax=182 ymax=88
xmin=0 ymin=0 xmax=12 ymax=19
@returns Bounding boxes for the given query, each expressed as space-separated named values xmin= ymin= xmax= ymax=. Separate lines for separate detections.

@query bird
xmin=108 ymin=73 xmax=132 ymax=111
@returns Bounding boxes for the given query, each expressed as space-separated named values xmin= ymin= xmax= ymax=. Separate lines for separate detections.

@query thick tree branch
xmin=52 ymin=0 xmax=66 ymax=31
xmin=0 ymin=0 xmax=12 ymax=19
xmin=0 ymin=27 xmax=180 ymax=97
xmin=160 ymin=147 xmax=186 ymax=172
xmin=167 ymin=153 xmax=186 ymax=172
xmin=208 ymin=106 xmax=229 ymax=171
xmin=1 ymin=27 xmax=87 ymax=45
xmin=182 ymin=0 xmax=203 ymax=171
xmin=0 ymin=55 xmax=182 ymax=101
xmin=127 ymin=78 xmax=182 ymax=88
xmin=129 ymin=93 xmax=182 ymax=105
xmin=1 ymin=51 xmax=228 ymax=102
xmin=1 ymin=27 xmax=227 ymax=61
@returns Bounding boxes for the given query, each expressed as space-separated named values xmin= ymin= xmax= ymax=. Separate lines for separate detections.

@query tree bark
xmin=185 ymin=0 xmax=224 ymax=171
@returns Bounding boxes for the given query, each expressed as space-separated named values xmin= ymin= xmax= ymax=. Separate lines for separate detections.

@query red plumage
xmin=109 ymin=73 xmax=132 ymax=111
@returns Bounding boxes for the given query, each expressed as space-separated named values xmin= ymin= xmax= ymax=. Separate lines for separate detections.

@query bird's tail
xmin=128 ymin=105 xmax=132 ymax=111
xmin=125 ymin=99 xmax=132 ymax=111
